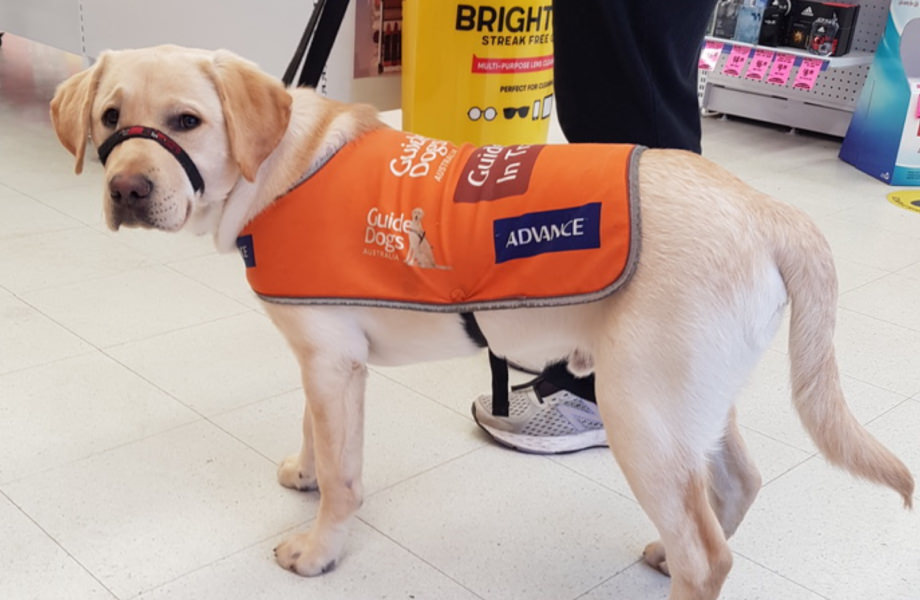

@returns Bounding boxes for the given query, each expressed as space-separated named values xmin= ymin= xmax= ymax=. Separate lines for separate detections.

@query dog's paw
xmin=274 ymin=531 xmax=343 ymax=577
xmin=277 ymin=454 xmax=318 ymax=492
xmin=643 ymin=540 xmax=670 ymax=576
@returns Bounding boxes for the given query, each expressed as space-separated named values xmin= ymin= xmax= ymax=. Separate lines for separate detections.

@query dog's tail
xmin=771 ymin=203 xmax=914 ymax=508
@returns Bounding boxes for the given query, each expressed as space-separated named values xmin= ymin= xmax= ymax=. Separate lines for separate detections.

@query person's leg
xmin=474 ymin=0 xmax=717 ymax=453
xmin=554 ymin=0 xmax=716 ymax=151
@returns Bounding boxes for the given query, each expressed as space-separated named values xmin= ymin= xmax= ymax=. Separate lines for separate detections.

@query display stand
xmin=700 ymin=1 xmax=891 ymax=137
xmin=840 ymin=6 xmax=920 ymax=185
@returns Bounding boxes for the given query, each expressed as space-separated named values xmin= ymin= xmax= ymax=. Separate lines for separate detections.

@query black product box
xmin=712 ymin=0 xmax=744 ymax=38
xmin=759 ymin=0 xmax=792 ymax=46
xmin=785 ymin=0 xmax=859 ymax=56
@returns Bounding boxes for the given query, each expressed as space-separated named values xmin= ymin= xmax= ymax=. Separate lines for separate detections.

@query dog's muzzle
xmin=97 ymin=126 xmax=205 ymax=194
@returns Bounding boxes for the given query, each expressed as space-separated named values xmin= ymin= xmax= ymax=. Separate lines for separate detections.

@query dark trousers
xmin=534 ymin=0 xmax=716 ymax=400
xmin=553 ymin=0 xmax=716 ymax=152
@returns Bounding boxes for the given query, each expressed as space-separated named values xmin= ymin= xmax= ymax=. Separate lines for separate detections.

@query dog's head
xmin=50 ymin=45 xmax=292 ymax=233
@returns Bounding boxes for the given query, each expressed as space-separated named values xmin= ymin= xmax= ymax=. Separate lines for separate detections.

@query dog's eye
xmin=102 ymin=108 xmax=119 ymax=128
xmin=176 ymin=114 xmax=201 ymax=130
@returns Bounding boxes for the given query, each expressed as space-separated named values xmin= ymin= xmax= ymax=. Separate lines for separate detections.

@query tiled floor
xmin=1 ymin=34 xmax=918 ymax=600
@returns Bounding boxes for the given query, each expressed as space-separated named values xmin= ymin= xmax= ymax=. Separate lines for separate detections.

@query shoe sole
xmin=471 ymin=404 xmax=608 ymax=455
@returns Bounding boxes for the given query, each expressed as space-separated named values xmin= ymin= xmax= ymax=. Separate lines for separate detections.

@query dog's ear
xmin=207 ymin=50 xmax=293 ymax=182
xmin=50 ymin=52 xmax=109 ymax=174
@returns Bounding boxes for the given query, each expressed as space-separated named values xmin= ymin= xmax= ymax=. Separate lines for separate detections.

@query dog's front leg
xmin=274 ymin=351 xmax=368 ymax=576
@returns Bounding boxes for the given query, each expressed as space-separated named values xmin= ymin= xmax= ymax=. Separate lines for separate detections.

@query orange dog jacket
xmin=236 ymin=128 xmax=642 ymax=312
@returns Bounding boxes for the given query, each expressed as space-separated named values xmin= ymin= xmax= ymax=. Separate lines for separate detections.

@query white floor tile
xmin=0 ymin=188 xmax=81 ymax=239
xmin=0 ymin=493 xmax=116 ymax=600
xmin=373 ymin=353 xmax=496 ymax=417
xmin=95 ymin=226 xmax=218 ymax=264
xmin=0 ymin=353 xmax=199 ymax=484
xmin=20 ymin=265 xmax=251 ymax=348
xmin=137 ymin=520 xmax=480 ymax=600
xmin=840 ymin=271 xmax=920 ymax=332
xmin=898 ymin=260 xmax=920 ymax=281
xmin=817 ymin=216 xmax=920 ymax=272
xmin=547 ymin=447 xmax=632 ymax=499
xmin=834 ymin=309 xmax=920 ymax=398
xmin=832 ymin=257 xmax=889 ymax=294
xmin=167 ymin=252 xmax=264 ymax=311
xmin=360 ymin=446 xmax=657 ymax=600
xmin=582 ymin=554 xmax=825 ymax=600
xmin=106 ymin=312 xmax=301 ymax=416
xmin=0 ymin=289 xmax=93 ymax=374
xmin=0 ymin=226 xmax=153 ymax=294
xmin=702 ymin=118 xmax=835 ymax=177
xmin=833 ymin=194 xmax=920 ymax=239
xmin=2 ymin=421 xmax=313 ymax=599
xmin=0 ymin=147 xmax=93 ymax=196
xmin=32 ymin=180 xmax=107 ymax=227
xmin=744 ymin=167 xmax=865 ymax=221
xmin=213 ymin=370 xmax=487 ymax=496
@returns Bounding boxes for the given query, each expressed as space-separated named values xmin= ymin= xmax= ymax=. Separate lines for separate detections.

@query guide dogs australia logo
xmin=493 ymin=203 xmax=601 ymax=263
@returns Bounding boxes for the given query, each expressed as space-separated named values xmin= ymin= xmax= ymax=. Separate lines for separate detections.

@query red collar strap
xmin=97 ymin=126 xmax=205 ymax=194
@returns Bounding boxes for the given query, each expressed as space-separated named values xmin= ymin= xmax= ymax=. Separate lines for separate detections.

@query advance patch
xmin=494 ymin=203 xmax=601 ymax=263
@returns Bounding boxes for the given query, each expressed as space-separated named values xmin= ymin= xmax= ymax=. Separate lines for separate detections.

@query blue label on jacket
xmin=236 ymin=234 xmax=256 ymax=268
xmin=493 ymin=203 xmax=601 ymax=263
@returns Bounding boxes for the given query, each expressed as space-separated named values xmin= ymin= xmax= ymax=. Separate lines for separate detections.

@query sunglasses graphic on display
xmin=503 ymin=106 xmax=529 ymax=119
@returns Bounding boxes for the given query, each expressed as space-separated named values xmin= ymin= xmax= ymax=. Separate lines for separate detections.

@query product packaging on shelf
xmin=786 ymin=0 xmax=859 ymax=56
xmin=713 ymin=0 xmax=744 ymax=39
xmin=840 ymin=5 xmax=920 ymax=185
xmin=734 ymin=0 xmax=769 ymax=44
xmin=759 ymin=0 xmax=792 ymax=46
xmin=401 ymin=1 xmax=554 ymax=146
xmin=710 ymin=0 xmax=857 ymax=57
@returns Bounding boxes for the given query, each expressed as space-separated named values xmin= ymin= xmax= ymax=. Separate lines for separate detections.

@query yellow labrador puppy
xmin=50 ymin=46 xmax=913 ymax=600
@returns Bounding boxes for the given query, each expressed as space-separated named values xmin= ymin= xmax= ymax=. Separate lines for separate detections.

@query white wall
xmin=1 ymin=0 xmax=401 ymax=108
xmin=80 ymin=0 xmax=307 ymax=79
xmin=1 ymin=0 xmax=83 ymax=55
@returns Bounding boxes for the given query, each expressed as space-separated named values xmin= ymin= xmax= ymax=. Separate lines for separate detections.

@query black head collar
xmin=97 ymin=126 xmax=205 ymax=194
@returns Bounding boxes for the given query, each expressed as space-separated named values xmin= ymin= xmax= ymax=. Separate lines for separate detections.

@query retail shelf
xmin=705 ymin=36 xmax=875 ymax=69
xmin=700 ymin=2 xmax=890 ymax=137
xmin=702 ymin=84 xmax=853 ymax=136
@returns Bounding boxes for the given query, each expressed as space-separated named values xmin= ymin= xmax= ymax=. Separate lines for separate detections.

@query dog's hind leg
xmin=707 ymin=408 xmax=761 ymax=539
xmin=643 ymin=407 xmax=761 ymax=577
xmin=595 ymin=368 xmax=734 ymax=599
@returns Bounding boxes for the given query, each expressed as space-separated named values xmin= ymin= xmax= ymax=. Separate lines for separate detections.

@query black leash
xmin=489 ymin=350 xmax=510 ymax=417
xmin=283 ymin=0 xmax=351 ymax=88
xmin=462 ymin=313 xmax=510 ymax=417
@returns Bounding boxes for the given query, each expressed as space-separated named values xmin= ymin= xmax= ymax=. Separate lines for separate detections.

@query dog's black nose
xmin=109 ymin=174 xmax=153 ymax=206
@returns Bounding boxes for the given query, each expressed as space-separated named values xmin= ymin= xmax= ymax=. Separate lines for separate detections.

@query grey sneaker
xmin=471 ymin=376 xmax=607 ymax=454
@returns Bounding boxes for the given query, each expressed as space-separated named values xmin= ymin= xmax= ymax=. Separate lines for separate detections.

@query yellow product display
xmin=402 ymin=1 xmax=554 ymax=146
